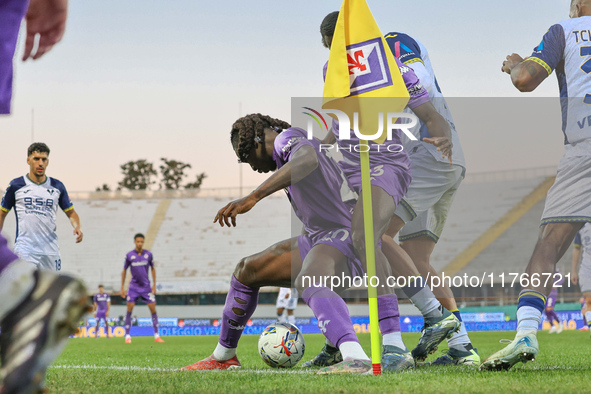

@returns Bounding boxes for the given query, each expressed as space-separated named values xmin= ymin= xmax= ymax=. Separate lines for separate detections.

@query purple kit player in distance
xmin=120 ymin=233 xmax=164 ymax=344
xmin=0 ymin=1 xmax=91 ymax=393
xmin=181 ymin=114 xmax=407 ymax=374
xmin=94 ymin=285 xmax=111 ymax=338
xmin=544 ymin=272 xmax=565 ymax=333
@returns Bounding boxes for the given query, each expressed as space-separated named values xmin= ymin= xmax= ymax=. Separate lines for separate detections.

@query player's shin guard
xmin=125 ymin=311 xmax=132 ymax=336
xmin=302 ymin=285 xmax=367 ymax=360
xmin=516 ymin=290 xmax=546 ymax=334
xmin=214 ymin=275 xmax=259 ymax=361
xmin=151 ymin=313 xmax=159 ymax=336
xmin=378 ymin=294 xmax=405 ymax=349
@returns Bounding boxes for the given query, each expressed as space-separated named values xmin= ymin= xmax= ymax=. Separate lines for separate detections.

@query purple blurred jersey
xmin=0 ymin=234 xmax=19 ymax=274
xmin=124 ymin=249 xmax=154 ymax=290
xmin=0 ymin=0 xmax=29 ymax=114
xmin=94 ymin=292 xmax=110 ymax=313
xmin=272 ymin=127 xmax=357 ymax=238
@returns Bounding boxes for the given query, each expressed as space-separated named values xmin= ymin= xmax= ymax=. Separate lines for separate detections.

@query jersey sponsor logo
xmin=281 ymin=137 xmax=304 ymax=153
xmin=347 ymin=37 xmax=393 ymax=96
xmin=399 ymin=66 xmax=411 ymax=74
xmin=23 ymin=189 xmax=31 ymax=194
xmin=131 ymin=261 xmax=148 ymax=267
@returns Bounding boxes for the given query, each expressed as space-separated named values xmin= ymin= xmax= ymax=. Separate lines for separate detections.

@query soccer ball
xmin=258 ymin=322 xmax=305 ymax=368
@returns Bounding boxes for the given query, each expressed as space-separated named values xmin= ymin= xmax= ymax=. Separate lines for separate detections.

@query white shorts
xmin=276 ymin=288 xmax=298 ymax=310
xmin=395 ymin=144 xmax=464 ymax=242
xmin=541 ymin=142 xmax=591 ymax=225
xmin=17 ymin=253 xmax=61 ymax=271
xmin=580 ymin=271 xmax=591 ymax=293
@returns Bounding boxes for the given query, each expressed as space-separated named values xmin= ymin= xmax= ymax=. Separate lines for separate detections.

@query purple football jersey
xmin=0 ymin=0 xmax=29 ymax=114
xmin=272 ymin=127 xmax=357 ymax=237
xmin=0 ymin=234 xmax=19 ymax=274
xmin=124 ymin=249 xmax=154 ymax=290
xmin=94 ymin=292 xmax=110 ymax=312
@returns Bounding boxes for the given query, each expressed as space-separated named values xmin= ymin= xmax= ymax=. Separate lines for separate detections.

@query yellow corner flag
xmin=322 ymin=0 xmax=411 ymax=375
xmin=322 ymin=0 xmax=409 ymax=144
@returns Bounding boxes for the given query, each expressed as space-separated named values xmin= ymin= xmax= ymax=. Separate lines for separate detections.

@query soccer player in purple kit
xmin=0 ymin=0 xmax=91 ymax=392
xmin=94 ymin=285 xmax=111 ymax=338
xmin=121 ymin=233 xmax=164 ymax=344
xmin=182 ymin=114 xmax=401 ymax=374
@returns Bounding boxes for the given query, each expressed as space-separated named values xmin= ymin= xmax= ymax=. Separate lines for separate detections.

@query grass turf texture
xmin=47 ymin=331 xmax=589 ymax=393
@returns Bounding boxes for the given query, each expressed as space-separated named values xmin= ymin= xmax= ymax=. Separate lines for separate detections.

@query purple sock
xmin=378 ymin=294 xmax=401 ymax=334
xmin=302 ymin=285 xmax=359 ymax=348
xmin=105 ymin=320 xmax=110 ymax=337
xmin=219 ymin=275 xmax=259 ymax=349
xmin=95 ymin=321 xmax=100 ymax=337
xmin=0 ymin=235 xmax=18 ymax=275
xmin=151 ymin=313 xmax=159 ymax=335
xmin=545 ymin=310 xmax=559 ymax=324
xmin=125 ymin=312 xmax=132 ymax=336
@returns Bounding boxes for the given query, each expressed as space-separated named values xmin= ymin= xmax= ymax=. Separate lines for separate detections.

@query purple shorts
xmin=96 ymin=311 xmax=107 ymax=320
xmin=0 ymin=0 xmax=29 ymax=114
xmin=298 ymin=229 xmax=364 ymax=278
xmin=340 ymin=162 xmax=411 ymax=207
xmin=126 ymin=287 xmax=155 ymax=304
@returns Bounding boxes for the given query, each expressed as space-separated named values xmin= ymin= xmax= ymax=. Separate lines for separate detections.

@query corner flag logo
xmin=347 ymin=37 xmax=392 ymax=96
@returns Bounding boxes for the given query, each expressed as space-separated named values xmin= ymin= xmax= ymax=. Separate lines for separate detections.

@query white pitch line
xmin=50 ymin=364 xmax=313 ymax=374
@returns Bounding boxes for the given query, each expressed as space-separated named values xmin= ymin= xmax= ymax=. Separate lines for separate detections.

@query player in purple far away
xmin=0 ymin=0 xmax=92 ymax=392
xmin=545 ymin=271 xmax=565 ymax=334
xmin=121 ymin=233 xmax=164 ymax=344
xmin=94 ymin=285 xmax=111 ymax=338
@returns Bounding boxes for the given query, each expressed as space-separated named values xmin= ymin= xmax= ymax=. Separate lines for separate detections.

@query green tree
xmin=159 ymin=158 xmax=192 ymax=190
xmin=95 ymin=184 xmax=111 ymax=192
xmin=185 ymin=173 xmax=207 ymax=189
xmin=118 ymin=160 xmax=157 ymax=190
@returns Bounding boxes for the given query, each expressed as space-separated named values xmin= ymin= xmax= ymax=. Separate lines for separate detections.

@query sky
xmin=0 ymin=0 xmax=573 ymax=193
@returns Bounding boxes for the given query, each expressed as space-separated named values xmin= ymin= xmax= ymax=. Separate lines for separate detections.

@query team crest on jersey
xmin=47 ymin=189 xmax=55 ymax=195
xmin=346 ymin=37 xmax=393 ymax=96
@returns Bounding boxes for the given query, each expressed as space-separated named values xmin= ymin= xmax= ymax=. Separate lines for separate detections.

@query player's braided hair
xmin=320 ymin=11 xmax=339 ymax=48
xmin=230 ymin=114 xmax=290 ymax=163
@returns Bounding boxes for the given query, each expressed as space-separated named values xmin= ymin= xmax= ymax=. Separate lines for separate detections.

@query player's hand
xmin=73 ymin=227 xmax=83 ymax=243
xmin=502 ymin=53 xmax=524 ymax=74
xmin=152 ymin=285 xmax=156 ymax=295
xmin=423 ymin=137 xmax=453 ymax=164
xmin=23 ymin=0 xmax=68 ymax=61
xmin=572 ymin=272 xmax=579 ymax=285
xmin=214 ymin=194 xmax=258 ymax=227
xmin=120 ymin=288 xmax=126 ymax=298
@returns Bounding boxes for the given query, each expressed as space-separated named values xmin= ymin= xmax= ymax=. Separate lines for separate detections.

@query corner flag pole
xmin=359 ymin=139 xmax=381 ymax=375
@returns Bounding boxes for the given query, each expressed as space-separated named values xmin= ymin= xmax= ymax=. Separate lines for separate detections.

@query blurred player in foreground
xmin=572 ymin=223 xmax=591 ymax=334
xmin=1 ymin=142 xmax=83 ymax=271
xmin=276 ymin=287 xmax=298 ymax=326
xmin=94 ymin=285 xmax=111 ymax=338
xmin=482 ymin=0 xmax=591 ymax=370
xmin=0 ymin=0 xmax=92 ymax=392
xmin=121 ymin=233 xmax=164 ymax=344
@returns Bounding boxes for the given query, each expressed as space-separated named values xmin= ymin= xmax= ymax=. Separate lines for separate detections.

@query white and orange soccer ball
xmin=258 ymin=322 xmax=305 ymax=368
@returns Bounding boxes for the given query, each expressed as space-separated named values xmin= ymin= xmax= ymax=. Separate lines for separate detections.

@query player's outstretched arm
xmin=412 ymin=101 xmax=453 ymax=164
xmin=214 ymin=145 xmax=318 ymax=227
xmin=23 ymin=0 xmax=68 ymax=61
xmin=65 ymin=208 xmax=83 ymax=243
xmin=502 ymin=54 xmax=548 ymax=92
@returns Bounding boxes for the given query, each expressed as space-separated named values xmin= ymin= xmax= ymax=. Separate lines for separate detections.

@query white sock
xmin=287 ymin=314 xmax=296 ymax=325
xmin=585 ymin=311 xmax=591 ymax=326
xmin=516 ymin=306 xmax=541 ymax=334
xmin=154 ymin=333 xmax=160 ymax=338
xmin=0 ymin=260 xmax=36 ymax=320
xmin=382 ymin=332 xmax=405 ymax=349
xmin=125 ymin=334 xmax=131 ymax=339
xmin=447 ymin=322 xmax=471 ymax=350
xmin=213 ymin=342 xmax=236 ymax=361
xmin=405 ymin=283 xmax=442 ymax=319
xmin=339 ymin=341 xmax=369 ymax=361
xmin=277 ymin=314 xmax=286 ymax=323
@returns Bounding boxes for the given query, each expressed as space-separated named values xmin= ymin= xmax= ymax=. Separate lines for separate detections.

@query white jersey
xmin=527 ymin=16 xmax=591 ymax=145
xmin=385 ymin=32 xmax=466 ymax=169
xmin=1 ymin=175 xmax=73 ymax=256
xmin=575 ymin=223 xmax=591 ymax=277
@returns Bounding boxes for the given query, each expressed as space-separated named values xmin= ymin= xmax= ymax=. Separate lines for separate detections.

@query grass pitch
xmin=48 ymin=330 xmax=590 ymax=393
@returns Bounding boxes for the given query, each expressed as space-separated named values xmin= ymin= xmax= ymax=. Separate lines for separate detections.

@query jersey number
xmin=580 ymin=46 xmax=591 ymax=104
xmin=55 ymin=259 xmax=61 ymax=271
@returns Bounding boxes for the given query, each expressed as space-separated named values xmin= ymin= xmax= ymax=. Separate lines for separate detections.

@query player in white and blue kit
xmin=383 ymin=32 xmax=478 ymax=366
xmin=0 ymin=143 xmax=83 ymax=270
xmin=276 ymin=287 xmax=298 ymax=326
xmin=482 ymin=0 xmax=591 ymax=370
